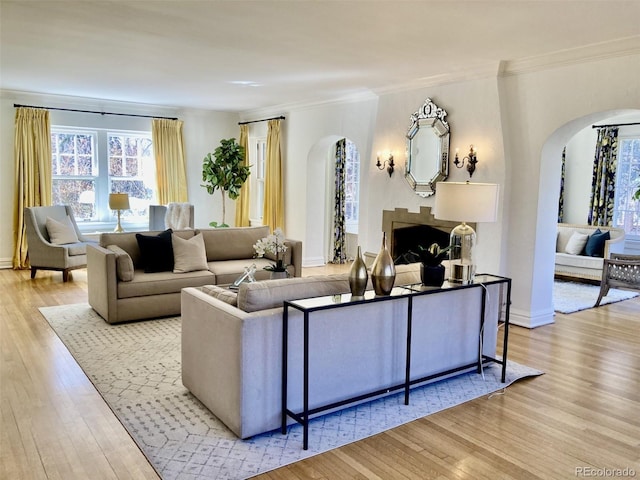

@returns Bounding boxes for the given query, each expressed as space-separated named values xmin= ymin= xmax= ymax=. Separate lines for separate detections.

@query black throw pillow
xmin=584 ymin=228 xmax=610 ymax=257
xmin=136 ymin=228 xmax=174 ymax=273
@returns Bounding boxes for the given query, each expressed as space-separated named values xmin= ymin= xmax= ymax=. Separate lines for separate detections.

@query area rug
xmin=40 ymin=303 xmax=542 ymax=480
xmin=553 ymin=280 xmax=639 ymax=314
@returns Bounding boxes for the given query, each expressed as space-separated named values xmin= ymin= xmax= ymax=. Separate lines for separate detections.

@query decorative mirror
xmin=405 ymin=98 xmax=450 ymax=197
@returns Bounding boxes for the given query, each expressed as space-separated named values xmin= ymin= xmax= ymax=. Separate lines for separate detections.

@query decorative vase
xmin=349 ymin=246 xmax=368 ymax=299
xmin=270 ymin=271 xmax=287 ymax=280
xmin=371 ymin=232 xmax=396 ymax=295
xmin=420 ymin=263 xmax=445 ymax=287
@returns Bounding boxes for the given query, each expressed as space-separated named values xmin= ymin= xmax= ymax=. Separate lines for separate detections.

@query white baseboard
xmin=510 ymin=307 xmax=555 ymax=328
xmin=0 ymin=259 xmax=13 ymax=269
xmin=302 ymin=256 xmax=326 ymax=267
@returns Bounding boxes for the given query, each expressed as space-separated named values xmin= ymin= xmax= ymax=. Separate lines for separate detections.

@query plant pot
xmin=420 ymin=263 xmax=445 ymax=287
xmin=270 ymin=271 xmax=288 ymax=280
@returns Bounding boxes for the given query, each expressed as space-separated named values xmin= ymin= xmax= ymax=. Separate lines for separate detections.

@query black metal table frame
xmin=281 ymin=275 xmax=511 ymax=450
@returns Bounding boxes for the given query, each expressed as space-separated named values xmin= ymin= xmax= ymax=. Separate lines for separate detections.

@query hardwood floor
xmin=1 ymin=267 xmax=639 ymax=479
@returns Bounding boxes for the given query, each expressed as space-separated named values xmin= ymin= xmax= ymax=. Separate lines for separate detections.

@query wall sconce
xmin=376 ymin=151 xmax=395 ymax=177
xmin=454 ymin=145 xmax=478 ymax=177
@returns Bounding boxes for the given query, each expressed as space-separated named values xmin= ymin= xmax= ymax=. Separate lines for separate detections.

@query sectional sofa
xmin=87 ymin=226 xmax=302 ymax=324
xmin=181 ymin=264 xmax=505 ymax=439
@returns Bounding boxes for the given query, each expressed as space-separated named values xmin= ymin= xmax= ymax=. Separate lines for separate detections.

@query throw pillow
xmin=584 ymin=228 xmax=610 ymax=257
xmin=564 ymin=231 xmax=589 ymax=255
xmin=200 ymin=284 xmax=238 ymax=307
xmin=106 ymin=244 xmax=135 ymax=281
xmin=46 ymin=215 xmax=79 ymax=245
xmin=136 ymin=229 xmax=174 ymax=273
xmin=172 ymin=233 xmax=208 ymax=273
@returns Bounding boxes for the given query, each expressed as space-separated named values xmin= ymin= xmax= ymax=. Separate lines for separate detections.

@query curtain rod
xmin=592 ymin=121 xmax=640 ymax=129
xmin=238 ymin=115 xmax=285 ymax=125
xmin=13 ymin=104 xmax=178 ymax=121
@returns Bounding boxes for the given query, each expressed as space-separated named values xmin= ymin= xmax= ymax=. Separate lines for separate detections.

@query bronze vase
xmin=349 ymin=245 xmax=368 ymax=299
xmin=371 ymin=232 xmax=396 ymax=295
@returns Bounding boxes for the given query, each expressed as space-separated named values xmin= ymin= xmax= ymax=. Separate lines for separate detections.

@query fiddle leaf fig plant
xmin=201 ymin=138 xmax=250 ymax=227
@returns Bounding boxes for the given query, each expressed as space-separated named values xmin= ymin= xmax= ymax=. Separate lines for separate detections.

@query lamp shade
xmin=433 ymin=182 xmax=499 ymax=223
xmin=108 ymin=193 xmax=130 ymax=210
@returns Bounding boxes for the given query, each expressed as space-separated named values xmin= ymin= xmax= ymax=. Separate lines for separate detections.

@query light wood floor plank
xmin=1 ymin=266 xmax=639 ymax=479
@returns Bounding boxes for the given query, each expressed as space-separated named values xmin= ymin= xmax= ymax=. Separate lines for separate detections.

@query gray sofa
xmin=181 ymin=264 xmax=503 ymax=439
xmin=87 ymin=225 xmax=302 ymax=324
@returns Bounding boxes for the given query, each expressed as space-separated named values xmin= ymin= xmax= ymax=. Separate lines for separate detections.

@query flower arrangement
xmin=253 ymin=228 xmax=288 ymax=272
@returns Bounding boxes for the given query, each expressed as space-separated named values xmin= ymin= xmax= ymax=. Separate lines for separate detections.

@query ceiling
xmin=2 ymin=1 xmax=639 ymax=113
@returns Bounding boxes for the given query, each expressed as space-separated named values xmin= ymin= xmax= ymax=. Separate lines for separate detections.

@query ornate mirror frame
xmin=405 ymin=98 xmax=450 ymax=197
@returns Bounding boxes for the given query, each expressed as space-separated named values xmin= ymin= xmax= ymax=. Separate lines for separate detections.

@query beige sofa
xmin=87 ymin=226 xmax=302 ymax=324
xmin=181 ymin=264 xmax=504 ymax=439
xmin=555 ymin=223 xmax=625 ymax=281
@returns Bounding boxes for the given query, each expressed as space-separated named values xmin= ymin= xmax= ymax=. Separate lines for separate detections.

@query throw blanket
xmin=165 ymin=203 xmax=192 ymax=230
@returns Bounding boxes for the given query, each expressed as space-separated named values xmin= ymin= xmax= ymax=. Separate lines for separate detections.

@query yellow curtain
xmin=13 ymin=107 xmax=52 ymax=269
xmin=152 ymin=118 xmax=188 ymax=205
xmin=234 ymin=124 xmax=251 ymax=227
xmin=262 ymin=119 xmax=284 ymax=232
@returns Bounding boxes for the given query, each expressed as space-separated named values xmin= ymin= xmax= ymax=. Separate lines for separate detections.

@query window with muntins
xmin=51 ymin=127 xmax=156 ymax=229
xmin=613 ymin=136 xmax=640 ymax=240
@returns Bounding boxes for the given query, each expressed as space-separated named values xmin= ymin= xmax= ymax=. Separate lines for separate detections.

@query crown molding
xmin=500 ymin=36 xmax=640 ymax=76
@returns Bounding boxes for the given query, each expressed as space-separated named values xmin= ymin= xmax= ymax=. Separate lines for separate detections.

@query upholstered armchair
xmin=24 ymin=205 xmax=97 ymax=282
xmin=595 ymin=253 xmax=640 ymax=307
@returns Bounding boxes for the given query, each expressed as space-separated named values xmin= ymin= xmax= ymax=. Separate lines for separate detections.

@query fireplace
xmin=381 ymin=207 xmax=475 ymax=264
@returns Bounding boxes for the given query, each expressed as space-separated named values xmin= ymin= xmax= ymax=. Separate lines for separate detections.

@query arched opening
xmin=305 ymin=136 xmax=362 ymax=266
xmin=533 ymin=109 xmax=640 ymax=316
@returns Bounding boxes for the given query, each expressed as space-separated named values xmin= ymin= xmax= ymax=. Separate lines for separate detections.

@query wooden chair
xmin=594 ymin=253 xmax=640 ymax=307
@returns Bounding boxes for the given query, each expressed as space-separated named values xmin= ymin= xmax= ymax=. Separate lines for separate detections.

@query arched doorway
xmin=533 ymin=109 xmax=640 ymax=318
xmin=305 ymin=136 xmax=362 ymax=266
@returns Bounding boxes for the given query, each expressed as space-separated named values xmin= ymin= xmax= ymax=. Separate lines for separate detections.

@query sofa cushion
xmin=172 ymin=233 xmax=208 ymax=273
xmin=200 ymin=284 xmax=238 ymax=306
xmin=585 ymin=228 xmax=610 ymax=257
xmin=555 ymin=252 xmax=604 ymax=270
xmin=66 ymin=243 xmax=88 ymax=256
xmin=46 ymin=215 xmax=79 ymax=245
xmin=565 ymin=231 xmax=589 ymax=255
xmin=198 ymin=226 xmax=270 ymax=261
xmin=117 ymin=269 xmax=215 ymax=299
xmin=106 ymin=244 xmax=135 ymax=281
xmin=237 ymin=274 xmax=350 ymax=313
xmin=136 ymin=229 xmax=174 ymax=273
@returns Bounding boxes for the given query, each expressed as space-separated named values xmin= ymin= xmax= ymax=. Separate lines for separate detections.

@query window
xmin=613 ymin=136 xmax=640 ymax=239
xmin=249 ymin=137 xmax=266 ymax=223
xmin=51 ymin=127 xmax=156 ymax=229
xmin=344 ymin=139 xmax=360 ymax=234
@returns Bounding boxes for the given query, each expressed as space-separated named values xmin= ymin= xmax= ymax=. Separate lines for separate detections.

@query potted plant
xmin=201 ymin=138 xmax=250 ymax=227
xmin=415 ymin=242 xmax=452 ymax=286
xmin=253 ymin=228 xmax=289 ymax=278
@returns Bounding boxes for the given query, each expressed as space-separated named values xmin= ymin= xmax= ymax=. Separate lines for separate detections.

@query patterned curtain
xmin=588 ymin=127 xmax=619 ymax=226
xmin=13 ymin=107 xmax=52 ymax=269
xmin=152 ymin=118 xmax=188 ymax=205
xmin=332 ymin=138 xmax=347 ymax=264
xmin=558 ymin=147 xmax=566 ymax=223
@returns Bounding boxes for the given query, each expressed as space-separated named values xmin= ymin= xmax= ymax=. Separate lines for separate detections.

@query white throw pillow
xmin=172 ymin=233 xmax=208 ymax=273
xmin=564 ymin=231 xmax=589 ymax=255
xmin=46 ymin=215 xmax=79 ymax=245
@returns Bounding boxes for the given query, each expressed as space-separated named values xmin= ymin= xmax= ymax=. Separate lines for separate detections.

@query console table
xmin=281 ymin=274 xmax=511 ymax=449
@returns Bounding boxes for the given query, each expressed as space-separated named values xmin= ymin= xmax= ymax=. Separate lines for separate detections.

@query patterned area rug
xmin=40 ymin=303 xmax=542 ymax=480
xmin=553 ymin=280 xmax=639 ymax=314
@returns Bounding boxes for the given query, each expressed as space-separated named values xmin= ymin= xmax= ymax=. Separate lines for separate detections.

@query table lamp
xmin=109 ymin=193 xmax=130 ymax=232
xmin=433 ymin=181 xmax=499 ymax=284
